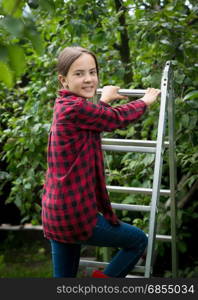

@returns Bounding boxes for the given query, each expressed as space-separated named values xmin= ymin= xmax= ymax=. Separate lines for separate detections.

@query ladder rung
xmin=126 ymin=274 xmax=145 ymax=278
xmin=80 ymin=259 xmax=145 ymax=273
xmin=102 ymin=138 xmax=169 ymax=147
xmin=0 ymin=225 xmax=171 ymax=242
xmin=102 ymin=144 xmax=156 ymax=153
xmin=111 ymin=202 xmax=151 ymax=212
xmin=156 ymin=234 xmax=172 ymax=242
xmin=97 ymin=88 xmax=146 ymax=97
xmin=0 ymin=224 xmax=43 ymax=231
xmin=107 ymin=185 xmax=171 ymax=196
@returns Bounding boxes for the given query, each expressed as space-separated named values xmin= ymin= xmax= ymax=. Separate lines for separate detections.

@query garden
xmin=0 ymin=0 xmax=198 ymax=278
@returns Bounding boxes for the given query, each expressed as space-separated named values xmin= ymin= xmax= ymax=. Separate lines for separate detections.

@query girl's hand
xmin=100 ymin=85 xmax=128 ymax=104
xmin=141 ymin=88 xmax=161 ymax=106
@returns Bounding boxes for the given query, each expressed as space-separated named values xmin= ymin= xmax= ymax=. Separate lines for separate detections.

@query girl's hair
xmin=57 ymin=46 xmax=99 ymax=77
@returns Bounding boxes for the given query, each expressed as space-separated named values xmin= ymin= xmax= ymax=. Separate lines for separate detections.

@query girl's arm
xmin=74 ymin=98 xmax=145 ymax=132
xmin=62 ymin=86 xmax=160 ymax=132
xmin=100 ymin=86 xmax=160 ymax=106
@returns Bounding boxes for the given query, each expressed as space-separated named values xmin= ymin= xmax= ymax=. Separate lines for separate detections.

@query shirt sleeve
xmin=73 ymin=98 xmax=147 ymax=132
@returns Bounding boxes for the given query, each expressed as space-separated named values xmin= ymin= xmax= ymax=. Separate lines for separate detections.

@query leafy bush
xmin=0 ymin=0 xmax=198 ymax=276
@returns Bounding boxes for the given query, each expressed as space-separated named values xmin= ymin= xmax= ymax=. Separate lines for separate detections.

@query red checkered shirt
xmin=42 ymin=89 xmax=147 ymax=243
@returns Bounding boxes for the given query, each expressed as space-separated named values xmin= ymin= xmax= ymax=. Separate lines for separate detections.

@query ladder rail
xmin=168 ymin=73 xmax=178 ymax=277
xmin=144 ymin=61 xmax=171 ymax=277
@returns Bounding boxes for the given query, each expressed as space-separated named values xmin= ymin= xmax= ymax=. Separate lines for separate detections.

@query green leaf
xmin=24 ymin=183 xmax=31 ymax=190
xmin=181 ymin=114 xmax=189 ymax=128
xmin=123 ymin=195 xmax=136 ymax=204
xmin=25 ymin=27 xmax=44 ymax=55
xmin=143 ymin=154 xmax=155 ymax=166
xmin=0 ymin=46 xmax=9 ymax=63
xmin=183 ymin=90 xmax=198 ymax=101
xmin=178 ymin=241 xmax=187 ymax=253
xmin=2 ymin=16 xmax=24 ymax=37
xmin=2 ymin=0 xmax=24 ymax=17
xmin=38 ymin=0 xmax=55 ymax=14
xmin=174 ymin=72 xmax=185 ymax=84
xmin=0 ymin=61 xmax=13 ymax=87
xmin=160 ymin=39 xmax=170 ymax=45
xmin=0 ymin=171 xmax=11 ymax=180
xmin=15 ymin=194 xmax=22 ymax=208
xmin=8 ymin=45 xmax=26 ymax=77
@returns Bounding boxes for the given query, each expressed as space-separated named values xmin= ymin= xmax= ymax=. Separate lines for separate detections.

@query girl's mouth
xmin=82 ymin=87 xmax=94 ymax=91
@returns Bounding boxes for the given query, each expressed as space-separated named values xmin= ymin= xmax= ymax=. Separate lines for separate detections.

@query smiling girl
xmin=42 ymin=46 xmax=160 ymax=278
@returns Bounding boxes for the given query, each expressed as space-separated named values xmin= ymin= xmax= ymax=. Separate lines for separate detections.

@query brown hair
xmin=57 ymin=46 xmax=99 ymax=77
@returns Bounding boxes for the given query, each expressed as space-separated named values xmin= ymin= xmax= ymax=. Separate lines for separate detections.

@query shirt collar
xmin=58 ymin=89 xmax=85 ymax=99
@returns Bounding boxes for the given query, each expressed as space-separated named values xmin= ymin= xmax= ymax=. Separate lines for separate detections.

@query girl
xmin=42 ymin=46 xmax=160 ymax=278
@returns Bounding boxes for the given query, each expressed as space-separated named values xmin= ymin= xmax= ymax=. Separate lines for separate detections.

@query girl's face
xmin=59 ymin=53 xmax=99 ymax=99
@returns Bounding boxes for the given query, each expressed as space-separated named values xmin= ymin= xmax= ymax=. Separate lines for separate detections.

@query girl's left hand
xmin=141 ymin=88 xmax=161 ymax=106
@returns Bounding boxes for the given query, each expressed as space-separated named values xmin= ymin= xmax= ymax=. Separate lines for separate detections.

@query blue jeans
xmin=50 ymin=214 xmax=148 ymax=277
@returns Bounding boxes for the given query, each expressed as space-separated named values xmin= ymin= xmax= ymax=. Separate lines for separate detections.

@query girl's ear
xmin=58 ymin=74 xmax=67 ymax=88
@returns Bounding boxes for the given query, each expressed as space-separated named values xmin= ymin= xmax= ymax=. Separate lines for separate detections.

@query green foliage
xmin=0 ymin=0 xmax=198 ymax=276
xmin=0 ymin=60 xmax=13 ymax=87
xmin=0 ymin=254 xmax=5 ymax=271
xmin=0 ymin=0 xmax=45 ymax=87
xmin=0 ymin=52 xmax=56 ymax=223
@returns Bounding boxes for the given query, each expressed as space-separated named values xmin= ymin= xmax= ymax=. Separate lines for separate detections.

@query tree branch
xmin=114 ymin=0 xmax=133 ymax=86
xmin=178 ymin=179 xmax=198 ymax=208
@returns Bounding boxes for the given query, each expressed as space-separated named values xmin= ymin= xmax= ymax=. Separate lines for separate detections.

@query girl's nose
xmin=84 ymin=73 xmax=91 ymax=82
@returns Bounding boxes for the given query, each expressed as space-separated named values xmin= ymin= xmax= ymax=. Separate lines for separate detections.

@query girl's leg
xmin=50 ymin=239 xmax=81 ymax=277
xmin=84 ymin=214 xmax=148 ymax=277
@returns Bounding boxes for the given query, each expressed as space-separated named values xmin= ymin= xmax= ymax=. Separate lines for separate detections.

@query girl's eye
xmin=75 ymin=72 xmax=82 ymax=76
xmin=90 ymin=70 xmax=97 ymax=75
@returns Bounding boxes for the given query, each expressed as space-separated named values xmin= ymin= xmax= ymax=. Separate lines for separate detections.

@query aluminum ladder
xmin=80 ymin=61 xmax=177 ymax=278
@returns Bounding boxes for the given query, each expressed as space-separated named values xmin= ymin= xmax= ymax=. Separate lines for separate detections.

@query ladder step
xmin=112 ymin=202 xmax=151 ymax=212
xmin=107 ymin=185 xmax=171 ymax=196
xmin=0 ymin=226 xmax=172 ymax=242
xmin=126 ymin=274 xmax=145 ymax=278
xmin=97 ymin=88 xmax=146 ymax=97
xmin=80 ymin=259 xmax=145 ymax=273
xmin=156 ymin=234 xmax=172 ymax=242
xmin=0 ymin=224 xmax=43 ymax=231
xmin=102 ymin=144 xmax=156 ymax=153
xmin=102 ymin=138 xmax=169 ymax=148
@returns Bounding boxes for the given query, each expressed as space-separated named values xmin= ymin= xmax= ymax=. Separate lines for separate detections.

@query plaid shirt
xmin=42 ymin=89 xmax=147 ymax=243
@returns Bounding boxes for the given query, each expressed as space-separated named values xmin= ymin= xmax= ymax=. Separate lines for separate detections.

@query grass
xmin=0 ymin=231 xmax=95 ymax=278
xmin=0 ymin=231 xmax=52 ymax=278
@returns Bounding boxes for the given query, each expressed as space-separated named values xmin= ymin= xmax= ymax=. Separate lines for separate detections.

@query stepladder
xmin=80 ymin=61 xmax=177 ymax=278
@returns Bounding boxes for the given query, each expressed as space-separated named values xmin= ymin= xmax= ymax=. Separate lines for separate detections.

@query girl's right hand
xmin=100 ymin=85 xmax=128 ymax=104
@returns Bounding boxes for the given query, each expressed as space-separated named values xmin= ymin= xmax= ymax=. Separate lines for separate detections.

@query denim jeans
xmin=50 ymin=214 xmax=148 ymax=277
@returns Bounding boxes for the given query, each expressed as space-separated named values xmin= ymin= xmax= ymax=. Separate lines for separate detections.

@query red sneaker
xmin=92 ymin=270 xmax=110 ymax=278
